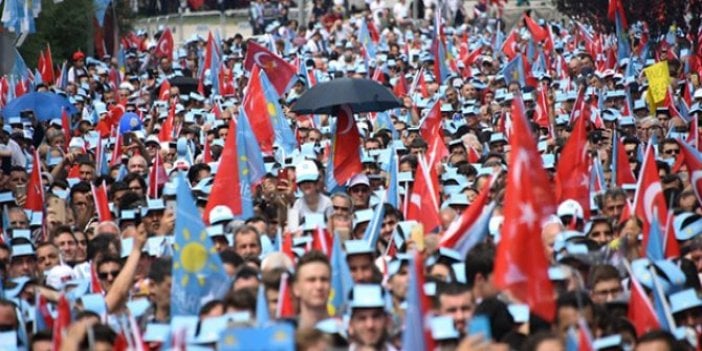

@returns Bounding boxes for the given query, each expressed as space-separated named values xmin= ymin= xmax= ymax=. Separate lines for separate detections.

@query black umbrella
xmin=290 ymin=78 xmax=402 ymax=114
xmin=168 ymin=76 xmax=199 ymax=95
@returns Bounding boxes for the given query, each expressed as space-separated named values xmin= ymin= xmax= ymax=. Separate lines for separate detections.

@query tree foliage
xmin=554 ymin=0 xmax=702 ymax=37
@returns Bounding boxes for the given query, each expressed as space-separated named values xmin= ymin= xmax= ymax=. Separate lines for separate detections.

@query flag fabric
xmin=148 ymin=151 xmax=167 ymax=199
xmin=363 ymin=194 xmax=387 ymax=250
xmin=171 ymin=172 xmax=230 ymax=316
xmin=555 ymin=104 xmax=591 ymax=218
xmin=35 ymin=294 xmax=53 ymax=332
xmin=440 ymin=179 xmax=493 ymax=249
xmin=158 ymin=79 xmax=171 ymax=101
xmin=256 ymin=284 xmax=270 ymax=325
xmin=494 ymin=97 xmax=556 ymax=322
xmin=311 ymin=227 xmax=333 ymax=256
xmin=533 ymin=86 xmax=550 ymax=129
xmin=52 ymin=295 xmax=71 ymax=350
xmin=242 ymin=66 xmax=277 ymax=153
xmin=611 ymin=130 xmax=637 ymax=187
xmin=327 ymin=105 xmax=363 ymax=188
xmin=276 ymin=272 xmax=296 ymax=318
xmin=258 ymin=69 xmax=298 ymax=155
xmin=243 ymin=40 xmax=296 ymax=96
xmin=645 ymin=212 xmax=665 ymax=261
xmin=154 ymin=27 xmax=174 ymax=59
xmin=503 ymin=55 xmax=526 ymax=87
xmin=524 ymin=13 xmax=548 ymax=42
xmin=385 ymin=145 xmax=399 ymax=208
xmin=159 ymin=104 xmax=175 ymax=143
xmin=633 ymin=143 xmax=668 ymax=257
xmin=406 ymin=157 xmax=441 ymax=232
xmin=25 ymin=150 xmax=44 ymax=212
xmin=628 ymin=267 xmax=661 ymax=336
xmin=677 ymin=140 xmax=702 ymax=205
xmin=91 ymin=181 xmax=112 ymax=222
xmin=454 ymin=202 xmax=497 ymax=257
xmin=393 ymin=74 xmax=408 ymax=97
xmin=431 ymin=37 xmax=451 ymax=84
xmin=328 ymin=233 xmax=353 ymax=317
xmin=401 ymin=251 xmax=435 ymax=351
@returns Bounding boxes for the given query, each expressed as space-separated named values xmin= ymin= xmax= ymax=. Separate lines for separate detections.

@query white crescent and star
xmin=643 ymin=182 xmax=663 ymax=223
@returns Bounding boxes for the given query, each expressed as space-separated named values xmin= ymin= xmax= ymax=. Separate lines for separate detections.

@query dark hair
xmin=464 ymin=242 xmax=495 ymax=287
xmin=148 ymin=257 xmax=173 ymax=283
xmin=636 ymin=330 xmax=679 ymax=351
xmin=109 ymin=181 xmax=129 ymax=200
xmin=224 ymin=288 xmax=257 ymax=315
xmin=262 ymin=267 xmax=286 ymax=291
xmin=79 ymin=324 xmax=116 ymax=349
xmin=434 ymin=282 xmax=471 ymax=309
xmin=96 ymin=255 xmax=122 ymax=270
xmin=70 ymin=181 xmax=92 ymax=200
xmin=473 ymin=297 xmax=515 ymax=341
xmin=587 ymin=264 xmax=621 ymax=289
xmin=188 ymin=163 xmax=211 ymax=185
xmin=220 ymin=250 xmax=244 ymax=269
xmin=521 ymin=331 xmax=563 ymax=351
xmin=52 ymin=225 xmax=75 ymax=242
xmin=31 ymin=330 xmax=52 ymax=347
xmin=87 ymin=234 xmax=118 ymax=261
xmin=199 ymin=299 xmax=224 ymax=317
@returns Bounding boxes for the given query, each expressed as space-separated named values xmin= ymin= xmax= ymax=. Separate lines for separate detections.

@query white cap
xmin=210 ymin=205 xmax=234 ymax=224
xmin=296 ymin=160 xmax=319 ymax=183
xmin=45 ymin=265 xmax=75 ymax=290
xmin=557 ymin=199 xmax=584 ymax=219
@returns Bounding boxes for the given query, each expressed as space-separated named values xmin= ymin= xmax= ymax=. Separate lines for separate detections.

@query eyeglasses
xmin=590 ymin=230 xmax=612 ymax=237
xmin=664 ymin=148 xmax=680 ymax=155
xmin=593 ymin=286 xmax=622 ymax=297
xmin=98 ymin=270 xmax=120 ymax=280
xmin=333 ymin=205 xmax=350 ymax=211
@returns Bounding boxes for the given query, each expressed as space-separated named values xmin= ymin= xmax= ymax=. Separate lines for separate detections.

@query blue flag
xmin=256 ymin=284 xmax=270 ymax=325
xmin=615 ymin=12 xmax=631 ymax=62
xmin=503 ymin=55 xmax=525 ymax=87
xmin=235 ymin=109 xmax=266 ymax=219
xmin=358 ymin=19 xmax=376 ymax=58
xmin=12 ymin=49 xmax=29 ymax=79
xmin=374 ymin=111 xmax=398 ymax=139
xmin=402 ymin=254 xmax=429 ymax=351
xmin=646 ymin=213 xmax=665 ymax=261
xmin=650 ymin=273 xmax=672 ymax=332
xmin=363 ymin=197 xmax=386 ymax=250
xmin=384 ymin=146 xmax=399 ymax=208
xmin=328 ymin=233 xmax=353 ymax=316
xmin=171 ymin=172 xmax=229 ymax=316
xmin=259 ymin=71 xmax=297 ymax=155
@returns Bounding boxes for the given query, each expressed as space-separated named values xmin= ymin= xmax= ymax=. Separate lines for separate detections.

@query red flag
xmin=406 ymin=157 xmax=441 ymax=232
xmin=148 ymin=151 xmax=167 ymax=199
xmin=533 ymin=86 xmax=550 ymax=129
xmin=494 ymin=97 xmax=556 ymax=322
xmin=241 ymin=66 xmax=276 ymax=153
xmin=555 ymin=103 xmax=591 ymax=218
xmin=37 ymin=51 xmax=48 ymax=83
xmin=281 ymin=232 xmax=295 ymax=262
xmin=61 ymin=109 xmax=71 ymax=151
xmin=43 ymin=45 xmax=55 ymax=84
xmin=312 ymin=227 xmax=333 ymax=257
xmin=633 ymin=143 xmax=668 ymax=256
xmin=203 ymin=120 xmax=242 ymax=223
xmin=91 ymin=181 xmax=112 ymax=222
xmin=154 ymin=28 xmax=174 ymax=59
xmin=393 ymin=73 xmax=408 ymax=97
xmin=628 ymin=273 xmax=661 ymax=336
xmin=663 ymin=87 xmax=683 ymax=120
xmin=243 ymin=40 xmax=297 ymax=96
xmin=25 ymin=150 xmax=44 ymax=212
xmin=524 ymin=13 xmax=548 ymax=42
xmin=110 ymin=133 xmax=123 ymax=167
xmin=158 ymin=79 xmax=171 ymax=101
xmin=330 ymin=105 xmax=363 ymax=186
xmin=90 ymin=261 xmax=105 ymax=294
xmin=37 ymin=295 xmax=54 ymax=330
xmin=52 ymin=295 xmax=71 ymax=350
xmin=203 ymin=139 xmax=213 ymax=163
xmin=614 ymin=136 xmax=637 ymax=186
xmin=467 ymin=145 xmax=481 ymax=163
xmin=277 ymin=272 xmax=296 ymax=318
xmin=501 ymin=30 xmax=519 ymax=60
xmin=159 ymin=104 xmax=175 ymax=143
xmin=461 ymin=46 xmax=483 ymax=67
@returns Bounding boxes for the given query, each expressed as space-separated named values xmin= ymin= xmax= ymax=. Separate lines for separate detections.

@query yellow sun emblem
xmin=173 ymin=228 xmax=217 ymax=287
xmin=266 ymin=102 xmax=278 ymax=118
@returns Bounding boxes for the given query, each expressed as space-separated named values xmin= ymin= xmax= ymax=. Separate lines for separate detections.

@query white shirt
xmin=393 ymin=1 xmax=408 ymax=20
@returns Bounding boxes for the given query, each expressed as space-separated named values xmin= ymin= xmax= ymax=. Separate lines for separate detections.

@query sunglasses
xmin=333 ymin=205 xmax=350 ymax=211
xmin=664 ymin=149 xmax=680 ymax=155
xmin=98 ymin=270 xmax=120 ymax=280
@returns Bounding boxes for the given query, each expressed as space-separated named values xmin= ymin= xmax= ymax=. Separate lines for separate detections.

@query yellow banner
xmin=644 ymin=61 xmax=670 ymax=105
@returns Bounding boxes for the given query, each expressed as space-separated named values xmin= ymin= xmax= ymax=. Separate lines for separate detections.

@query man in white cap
xmin=292 ymin=160 xmax=332 ymax=218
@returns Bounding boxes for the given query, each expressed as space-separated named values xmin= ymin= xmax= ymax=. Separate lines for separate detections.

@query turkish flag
xmin=61 ymin=109 xmax=72 ymax=152
xmin=494 ymin=97 xmax=556 ymax=322
xmin=242 ymin=66 xmax=277 ymax=153
xmin=154 ymin=27 xmax=174 ymax=59
xmin=501 ymin=30 xmax=519 ymax=60
xmin=406 ymin=157 xmax=441 ymax=232
xmin=393 ymin=73 xmax=408 ymax=97
xmin=203 ymin=139 xmax=213 ymax=163
xmin=331 ymin=105 xmax=363 ymax=186
xmin=628 ymin=275 xmax=661 ymax=336
xmin=277 ymin=272 xmax=296 ymax=318
xmin=555 ymin=103 xmax=591 ymax=218
xmin=25 ymin=150 xmax=44 ymax=212
xmin=524 ymin=13 xmax=548 ymax=42
xmin=633 ymin=143 xmax=669 ymax=256
xmin=678 ymin=140 xmax=702 ymax=206
xmin=158 ymin=79 xmax=171 ymax=101
xmin=91 ymin=181 xmax=112 ymax=222
xmin=203 ymin=120 xmax=242 ymax=224
xmin=52 ymin=295 xmax=72 ymax=350
xmin=440 ymin=178 xmax=492 ymax=248
xmin=461 ymin=46 xmax=483 ymax=68
xmin=159 ymin=104 xmax=175 ymax=143
xmin=312 ymin=227 xmax=333 ymax=257
xmin=243 ymin=40 xmax=297 ymax=96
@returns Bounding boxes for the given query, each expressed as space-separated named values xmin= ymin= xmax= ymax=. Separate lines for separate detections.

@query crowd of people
xmin=0 ymin=0 xmax=701 ymax=350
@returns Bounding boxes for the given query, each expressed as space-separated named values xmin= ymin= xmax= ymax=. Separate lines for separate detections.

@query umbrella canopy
xmin=1 ymin=92 xmax=78 ymax=121
xmin=290 ymin=78 xmax=402 ymax=115
xmin=168 ymin=76 xmax=199 ymax=95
